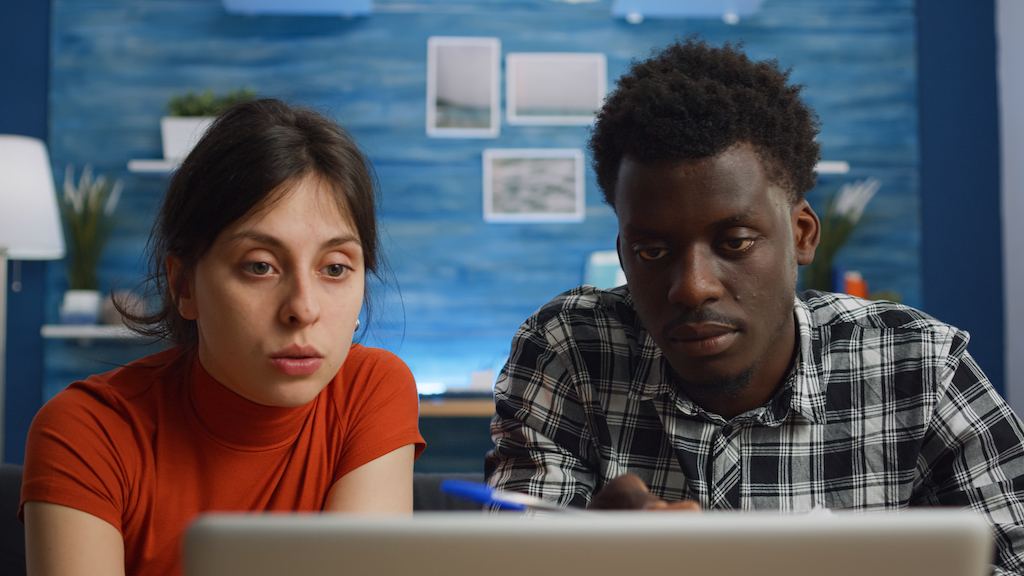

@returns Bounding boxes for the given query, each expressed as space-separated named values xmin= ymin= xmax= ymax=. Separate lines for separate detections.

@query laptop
xmin=183 ymin=509 xmax=993 ymax=576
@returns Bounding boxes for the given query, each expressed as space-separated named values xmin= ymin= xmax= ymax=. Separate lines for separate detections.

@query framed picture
xmin=506 ymin=53 xmax=607 ymax=126
xmin=426 ymin=36 xmax=501 ymax=138
xmin=483 ymin=148 xmax=585 ymax=223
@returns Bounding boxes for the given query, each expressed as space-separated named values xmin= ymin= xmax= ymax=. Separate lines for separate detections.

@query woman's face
xmin=171 ymin=174 xmax=365 ymax=407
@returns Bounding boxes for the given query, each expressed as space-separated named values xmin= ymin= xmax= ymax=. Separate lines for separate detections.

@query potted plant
xmin=801 ymin=178 xmax=880 ymax=293
xmin=57 ymin=165 xmax=122 ymax=324
xmin=160 ymin=88 xmax=256 ymax=160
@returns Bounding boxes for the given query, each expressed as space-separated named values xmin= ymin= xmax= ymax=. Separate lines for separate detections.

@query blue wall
xmin=1 ymin=0 xmax=1007 ymax=467
xmin=43 ymin=0 xmax=923 ymax=403
xmin=1 ymin=0 xmax=51 ymax=464
xmin=917 ymin=1 xmax=1004 ymax=392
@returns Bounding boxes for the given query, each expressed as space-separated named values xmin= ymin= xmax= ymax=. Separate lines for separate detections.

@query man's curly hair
xmin=589 ymin=38 xmax=821 ymax=208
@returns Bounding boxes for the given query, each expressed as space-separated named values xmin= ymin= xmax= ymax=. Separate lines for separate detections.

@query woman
xmin=20 ymin=99 xmax=425 ymax=576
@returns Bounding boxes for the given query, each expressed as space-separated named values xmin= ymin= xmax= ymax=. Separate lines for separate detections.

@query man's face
xmin=615 ymin=142 xmax=819 ymax=417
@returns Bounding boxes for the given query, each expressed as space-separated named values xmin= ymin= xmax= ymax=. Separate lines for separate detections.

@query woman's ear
xmin=166 ymin=255 xmax=198 ymax=320
xmin=791 ymin=199 xmax=820 ymax=266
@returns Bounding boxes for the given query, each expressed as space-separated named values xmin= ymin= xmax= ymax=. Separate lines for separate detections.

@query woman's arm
xmin=322 ymin=444 xmax=416 ymax=513
xmin=23 ymin=501 xmax=125 ymax=576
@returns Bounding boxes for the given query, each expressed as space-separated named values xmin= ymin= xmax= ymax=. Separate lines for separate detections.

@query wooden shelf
xmin=41 ymin=324 xmax=143 ymax=340
xmin=127 ymin=159 xmax=179 ymax=173
xmin=815 ymin=161 xmax=850 ymax=174
xmin=419 ymin=397 xmax=494 ymax=418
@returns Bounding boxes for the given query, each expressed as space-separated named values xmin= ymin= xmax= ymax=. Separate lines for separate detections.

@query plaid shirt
xmin=486 ymin=287 xmax=1024 ymax=575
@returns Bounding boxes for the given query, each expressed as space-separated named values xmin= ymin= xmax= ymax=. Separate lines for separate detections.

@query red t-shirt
xmin=20 ymin=344 xmax=425 ymax=576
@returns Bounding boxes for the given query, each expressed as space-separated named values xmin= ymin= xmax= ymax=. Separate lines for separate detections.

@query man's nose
xmin=667 ymin=246 xmax=724 ymax=309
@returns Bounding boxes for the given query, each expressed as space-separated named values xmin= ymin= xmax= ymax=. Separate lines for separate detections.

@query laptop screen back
xmin=183 ymin=509 xmax=993 ymax=576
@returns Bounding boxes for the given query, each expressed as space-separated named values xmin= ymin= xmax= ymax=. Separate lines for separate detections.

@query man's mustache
xmin=662 ymin=308 xmax=745 ymax=333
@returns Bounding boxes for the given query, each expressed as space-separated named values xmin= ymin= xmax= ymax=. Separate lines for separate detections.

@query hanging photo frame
xmin=506 ymin=53 xmax=607 ymax=126
xmin=483 ymin=148 xmax=585 ymax=223
xmin=426 ymin=36 xmax=501 ymax=138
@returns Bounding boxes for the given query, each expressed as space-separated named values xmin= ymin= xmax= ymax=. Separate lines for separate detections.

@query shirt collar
xmin=189 ymin=355 xmax=317 ymax=450
xmin=786 ymin=296 xmax=828 ymax=424
xmin=631 ymin=295 xmax=827 ymax=425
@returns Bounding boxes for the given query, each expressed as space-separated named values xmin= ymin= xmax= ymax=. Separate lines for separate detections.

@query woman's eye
xmin=637 ymin=247 xmax=667 ymax=261
xmin=322 ymin=264 xmax=348 ymax=277
xmin=721 ymin=238 xmax=755 ymax=252
xmin=244 ymin=262 xmax=274 ymax=275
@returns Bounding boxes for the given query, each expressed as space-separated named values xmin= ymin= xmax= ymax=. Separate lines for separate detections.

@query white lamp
xmin=0 ymin=134 xmax=66 ymax=462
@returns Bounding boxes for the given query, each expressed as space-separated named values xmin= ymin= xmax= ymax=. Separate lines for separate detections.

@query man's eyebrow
xmin=713 ymin=211 xmax=755 ymax=227
xmin=228 ymin=231 xmax=361 ymax=250
xmin=623 ymin=211 xmax=758 ymax=236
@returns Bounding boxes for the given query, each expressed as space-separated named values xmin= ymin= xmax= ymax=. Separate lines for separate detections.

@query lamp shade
xmin=0 ymin=135 xmax=65 ymax=260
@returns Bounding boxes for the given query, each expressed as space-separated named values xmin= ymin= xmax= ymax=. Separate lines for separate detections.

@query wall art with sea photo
xmin=426 ymin=36 xmax=501 ymax=138
xmin=506 ymin=52 xmax=606 ymax=125
xmin=483 ymin=148 xmax=585 ymax=223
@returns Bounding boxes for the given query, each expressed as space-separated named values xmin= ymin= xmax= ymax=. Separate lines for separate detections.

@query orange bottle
xmin=844 ymin=271 xmax=869 ymax=298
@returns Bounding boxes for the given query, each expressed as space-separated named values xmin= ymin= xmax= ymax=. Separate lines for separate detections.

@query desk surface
xmin=419 ymin=397 xmax=494 ymax=418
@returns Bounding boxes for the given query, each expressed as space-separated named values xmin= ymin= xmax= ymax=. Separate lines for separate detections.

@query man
xmin=485 ymin=38 xmax=1024 ymax=574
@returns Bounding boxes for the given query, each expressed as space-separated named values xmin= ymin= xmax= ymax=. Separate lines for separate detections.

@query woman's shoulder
xmin=338 ymin=344 xmax=412 ymax=379
xmin=40 ymin=347 xmax=190 ymax=423
xmin=326 ymin=344 xmax=417 ymax=406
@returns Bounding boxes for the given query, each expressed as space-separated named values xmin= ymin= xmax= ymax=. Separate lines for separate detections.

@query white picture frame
xmin=426 ymin=36 xmax=501 ymax=138
xmin=506 ymin=53 xmax=607 ymax=126
xmin=483 ymin=148 xmax=585 ymax=223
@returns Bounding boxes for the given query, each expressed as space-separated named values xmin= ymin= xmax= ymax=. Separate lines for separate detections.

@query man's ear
xmin=791 ymin=199 xmax=820 ymax=266
xmin=166 ymin=255 xmax=198 ymax=320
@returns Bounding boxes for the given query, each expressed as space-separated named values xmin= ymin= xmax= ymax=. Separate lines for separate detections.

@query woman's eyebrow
xmin=319 ymin=235 xmax=362 ymax=250
xmin=227 ymin=231 xmax=361 ymax=250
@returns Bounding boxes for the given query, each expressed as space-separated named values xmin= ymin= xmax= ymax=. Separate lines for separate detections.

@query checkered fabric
xmin=486 ymin=287 xmax=1024 ymax=575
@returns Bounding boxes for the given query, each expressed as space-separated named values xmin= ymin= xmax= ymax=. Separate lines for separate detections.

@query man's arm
xmin=23 ymin=501 xmax=125 ymax=576
xmin=916 ymin=347 xmax=1024 ymax=576
xmin=486 ymin=325 xmax=602 ymax=508
xmin=323 ymin=444 xmax=416 ymax=513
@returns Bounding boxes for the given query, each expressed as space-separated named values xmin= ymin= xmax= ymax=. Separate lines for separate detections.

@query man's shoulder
xmin=528 ymin=285 xmax=635 ymax=330
xmin=799 ymin=290 xmax=953 ymax=331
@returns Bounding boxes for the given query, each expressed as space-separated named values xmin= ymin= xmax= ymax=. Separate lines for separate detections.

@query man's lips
xmin=667 ymin=323 xmax=739 ymax=357
xmin=269 ymin=344 xmax=323 ymax=376
xmin=670 ymin=322 xmax=736 ymax=341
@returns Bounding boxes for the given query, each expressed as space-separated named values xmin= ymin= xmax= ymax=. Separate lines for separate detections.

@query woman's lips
xmin=270 ymin=357 xmax=323 ymax=376
xmin=270 ymin=344 xmax=323 ymax=375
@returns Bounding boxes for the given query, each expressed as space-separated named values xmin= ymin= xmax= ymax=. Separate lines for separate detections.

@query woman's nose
xmin=279 ymin=273 xmax=320 ymax=326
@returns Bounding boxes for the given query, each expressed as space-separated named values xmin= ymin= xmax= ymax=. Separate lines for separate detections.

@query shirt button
xmin=722 ymin=424 xmax=733 ymax=435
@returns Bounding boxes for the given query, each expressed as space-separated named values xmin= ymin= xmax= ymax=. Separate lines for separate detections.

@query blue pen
xmin=439 ymin=479 xmax=581 ymax=513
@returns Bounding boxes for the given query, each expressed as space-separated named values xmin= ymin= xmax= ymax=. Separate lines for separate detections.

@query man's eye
xmin=244 ymin=262 xmax=274 ymax=275
xmin=721 ymin=238 xmax=755 ymax=252
xmin=322 ymin=264 xmax=349 ymax=277
xmin=637 ymin=248 xmax=667 ymax=261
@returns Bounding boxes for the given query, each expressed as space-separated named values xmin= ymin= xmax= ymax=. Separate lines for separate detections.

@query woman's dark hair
xmin=589 ymin=37 xmax=821 ymax=208
xmin=120 ymin=99 xmax=383 ymax=350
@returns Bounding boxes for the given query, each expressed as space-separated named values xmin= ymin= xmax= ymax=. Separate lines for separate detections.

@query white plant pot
xmin=60 ymin=289 xmax=102 ymax=325
xmin=160 ymin=116 xmax=215 ymax=161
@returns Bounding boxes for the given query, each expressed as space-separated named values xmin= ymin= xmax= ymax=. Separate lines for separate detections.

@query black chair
xmin=412 ymin=472 xmax=486 ymax=511
xmin=0 ymin=463 xmax=26 ymax=576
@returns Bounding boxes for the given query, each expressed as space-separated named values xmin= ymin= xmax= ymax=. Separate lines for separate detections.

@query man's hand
xmin=587 ymin=473 xmax=701 ymax=511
